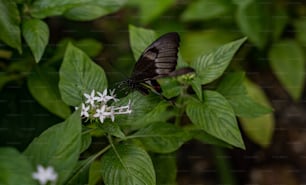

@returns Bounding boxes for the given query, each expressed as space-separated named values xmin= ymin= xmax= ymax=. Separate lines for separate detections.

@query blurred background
xmin=1 ymin=0 xmax=306 ymax=184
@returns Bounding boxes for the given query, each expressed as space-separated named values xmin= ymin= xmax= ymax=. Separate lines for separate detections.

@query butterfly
xmin=122 ymin=32 xmax=194 ymax=95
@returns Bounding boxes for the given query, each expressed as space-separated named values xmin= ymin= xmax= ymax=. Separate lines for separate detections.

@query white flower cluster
xmin=78 ymin=89 xmax=132 ymax=123
xmin=32 ymin=165 xmax=57 ymax=185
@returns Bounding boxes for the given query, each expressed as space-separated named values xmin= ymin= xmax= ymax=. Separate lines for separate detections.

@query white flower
xmin=80 ymin=103 xmax=90 ymax=117
xmin=84 ymin=90 xmax=97 ymax=106
xmin=32 ymin=165 xmax=58 ymax=185
xmin=81 ymin=89 xmax=132 ymax=123
xmin=93 ymin=104 xmax=111 ymax=123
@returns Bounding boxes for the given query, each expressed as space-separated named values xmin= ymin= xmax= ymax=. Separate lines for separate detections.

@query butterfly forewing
xmin=130 ymin=32 xmax=180 ymax=82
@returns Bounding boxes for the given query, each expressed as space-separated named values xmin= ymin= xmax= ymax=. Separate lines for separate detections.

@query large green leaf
xmin=30 ymin=0 xmax=126 ymax=20
xmin=0 ymin=0 xmax=21 ymax=52
xmin=217 ymin=72 xmax=272 ymax=118
xmin=129 ymin=25 xmax=156 ymax=61
xmin=132 ymin=122 xmax=190 ymax=153
xmin=186 ymin=91 xmax=245 ymax=149
xmin=268 ymin=40 xmax=305 ymax=100
xmin=24 ymin=111 xmax=82 ymax=184
xmin=191 ymin=37 xmax=246 ymax=85
xmin=236 ymin=0 xmax=269 ymax=48
xmin=22 ymin=19 xmax=49 ymax=63
xmin=0 ymin=148 xmax=35 ymax=185
xmin=101 ymin=143 xmax=156 ymax=185
xmin=239 ymin=79 xmax=275 ymax=147
xmin=181 ymin=0 xmax=233 ymax=21
xmin=59 ymin=43 xmax=107 ymax=106
xmin=27 ymin=66 xmax=71 ymax=119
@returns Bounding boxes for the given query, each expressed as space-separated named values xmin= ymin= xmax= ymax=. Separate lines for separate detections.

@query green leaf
xmin=0 ymin=148 xmax=35 ymax=185
xmin=80 ymin=132 xmax=92 ymax=153
xmin=158 ymin=78 xmax=181 ymax=99
xmin=30 ymin=0 xmax=126 ymax=20
xmin=151 ymin=153 xmax=177 ymax=185
xmin=217 ymin=72 xmax=272 ymax=118
xmin=22 ymin=19 xmax=49 ymax=63
xmin=181 ymin=30 xmax=240 ymax=62
xmin=236 ymin=0 xmax=269 ymax=48
xmin=132 ymin=122 xmax=190 ymax=153
xmin=100 ymin=121 xmax=126 ymax=138
xmin=129 ymin=0 xmax=175 ymax=24
xmin=186 ymin=126 xmax=233 ymax=148
xmin=268 ymin=40 xmax=305 ymax=100
xmin=129 ymin=25 xmax=156 ymax=61
xmin=191 ymin=37 xmax=246 ymax=85
xmin=0 ymin=0 xmax=21 ymax=52
xmin=114 ymin=92 xmax=172 ymax=130
xmin=89 ymin=160 xmax=101 ymax=185
xmin=101 ymin=143 xmax=156 ymax=185
xmin=59 ymin=43 xmax=107 ymax=106
xmin=27 ymin=66 xmax=71 ymax=119
xmin=239 ymin=79 xmax=275 ymax=147
xmin=24 ymin=111 xmax=82 ymax=184
xmin=186 ymin=91 xmax=245 ymax=149
xmin=181 ymin=0 xmax=233 ymax=21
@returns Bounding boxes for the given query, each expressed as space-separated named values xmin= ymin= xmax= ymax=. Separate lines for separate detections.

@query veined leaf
xmin=59 ymin=43 xmax=107 ymax=106
xmin=186 ymin=91 xmax=245 ymax=149
xmin=151 ymin=153 xmax=177 ymax=185
xmin=101 ymin=143 xmax=155 ymax=185
xmin=217 ymin=72 xmax=272 ymax=118
xmin=133 ymin=122 xmax=190 ymax=153
xmin=191 ymin=37 xmax=246 ymax=85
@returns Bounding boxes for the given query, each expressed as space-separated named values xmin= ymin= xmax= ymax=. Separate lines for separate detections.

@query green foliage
xmin=268 ymin=40 xmax=305 ymax=100
xmin=186 ymin=91 xmax=245 ymax=149
xmin=0 ymin=0 xmax=21 ymax=53
xmin=0 ymin=148 xmax=35 ymax=185
xmin=239 ymin=80 xmax=275 ymax=148
xmin=27 ymin=66 xmax=71 ymax=118
xmin=0 ymin=0 xmax=292 ymax=184
xmin=22 ymin=19 xmax=49 ymax=63
xmin=24 ymin=111 xmax=82 ymax=184
xmin=59 ymin=43 xmax=107 ymax=106
xmin=101 ymin=143 xmax=156 ymax=185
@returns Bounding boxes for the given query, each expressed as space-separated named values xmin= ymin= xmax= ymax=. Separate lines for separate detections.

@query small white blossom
xmin=84 ymin=90 xmax=96 ymax=106
xmin=32 ymin=165 xmax=58 ymax=185
xmin=80 ymin=103 xmax=90 ymax=117
xmin=80 ymin=89 xmax=132 ymax=123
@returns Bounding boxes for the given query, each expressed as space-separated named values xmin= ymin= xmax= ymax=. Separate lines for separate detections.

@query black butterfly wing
xmin=129 ymin=32 xmax=180 ymax=82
